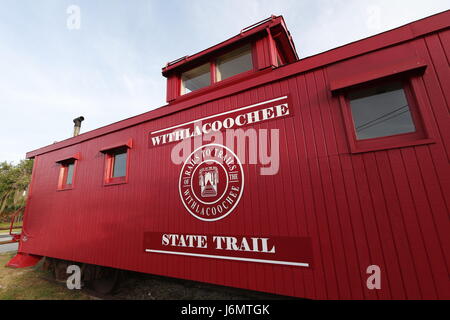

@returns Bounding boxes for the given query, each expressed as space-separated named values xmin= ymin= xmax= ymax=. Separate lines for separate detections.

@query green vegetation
xmin=0 ymin=225 xmax=21 ymax=236
xmin=0 ymin=161 xmax=91 ymax=299
xmin=0 ymin=222 xmax=21 ymax=234
xmin=0 ymin=253 xmax=91 ymax=300
xmin=0 ymin=160 xmax=33 ymax=222
xmin=0 ymin=221 xmax=21 ymax=229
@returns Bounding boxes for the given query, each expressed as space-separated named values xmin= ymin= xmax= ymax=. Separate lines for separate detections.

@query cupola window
xmin=179 ymin=44 xmax=254 ymax=96
xmin=181 ymin=63 xmax=211 ymax=95
xmin=216 ymin=44 xmax=253 ymax=82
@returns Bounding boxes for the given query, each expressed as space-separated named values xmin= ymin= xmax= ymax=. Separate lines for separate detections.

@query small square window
xmin=341 ymin=79 xmax=431 ymax=153
xmin=349 ymin=81 xmax=416 ymax=140
xmin=181 ymin=63 xmax=211 ymax=95
xmin=216 ymin=44 xmax=253 ymax=82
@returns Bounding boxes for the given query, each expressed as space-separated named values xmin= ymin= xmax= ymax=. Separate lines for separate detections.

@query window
xmin=57 ymin=158 xmax=77 ymax=190
xmin=66 ymin=162 xmax=75 ymax=185
xmin=216 ymin=44 xmax=253 ymax=82
xmin=105 ymin=147 xmax=129 ymax=184
xmin=180 ymin=44 xmax=254 ymax=96
xmin=112 ymin=150 xmax=127 ymax=178
xmin=181 ymin=63 xmax=211 ymax=94
xmin=101 ymin=141 xmax=132 ymax=185
xmin=349 ymin=81 xmax=416 ymax=140
xmin=341 ymin=79 xmax=430 ymax=153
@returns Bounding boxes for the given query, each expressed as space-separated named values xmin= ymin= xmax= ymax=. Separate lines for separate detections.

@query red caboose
xmin=8 ymin=11 xmax=450 ymax=299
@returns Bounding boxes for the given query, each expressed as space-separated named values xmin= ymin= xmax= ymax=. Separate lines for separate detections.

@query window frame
xmin=179 ymin=42 xmax=256 ymax=96
xmin=101 ymin=140 xmax=132 ymax=186
xmin=214 ymin=43 xmax=254 ymax=83
xmin=339 ymin=77 xmax=434 ymax=153
xmin=56 ymin=155 xmax=79 ymax=191
xmin=180 ymin=62 xmax=212 ymax=95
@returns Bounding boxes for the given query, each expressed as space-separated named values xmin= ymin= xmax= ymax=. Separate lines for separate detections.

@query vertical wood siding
xmin=21 ymin=28 xmax=450 ymax=300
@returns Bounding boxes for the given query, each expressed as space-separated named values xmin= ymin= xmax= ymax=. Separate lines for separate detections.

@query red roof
xmin=161 ymin=15 xmax=298 ymax=76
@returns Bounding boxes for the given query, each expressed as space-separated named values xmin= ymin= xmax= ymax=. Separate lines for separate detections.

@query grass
xmin=0 ymin=221 xmax=21 ymax=232
xmin=0 ymin=222 xmax=18 ymax=228
xmin=0 ymin=222 xmax=23 ymax=235
xmin=0 ymin=252 xmax=91 ymax=300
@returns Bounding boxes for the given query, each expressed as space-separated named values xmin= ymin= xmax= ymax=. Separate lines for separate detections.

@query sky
xmin=0 ymin=0 xmax=448 ymax=163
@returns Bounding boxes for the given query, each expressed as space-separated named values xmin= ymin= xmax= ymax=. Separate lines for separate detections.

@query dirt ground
xmin=0 ymin=252 xmax=291 ymax=300
xmin=109 ymin=270 xmax=290 ymax=300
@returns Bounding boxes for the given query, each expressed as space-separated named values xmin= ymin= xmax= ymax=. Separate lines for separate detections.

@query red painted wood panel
xmin=19 ymin=14 xmax=450 ymax=299
xmin=166 ymin=74 xmax=179 ymax=103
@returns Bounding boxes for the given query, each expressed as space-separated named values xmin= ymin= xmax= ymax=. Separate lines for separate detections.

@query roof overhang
xmin=161 ymin=15 xmax=298 ymax=77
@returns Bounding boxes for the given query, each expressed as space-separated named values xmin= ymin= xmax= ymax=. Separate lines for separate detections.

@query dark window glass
xmin=181 ymin=63 xmax=211 ymax=94
xmin=66 ymin=163 xmax=75 ymax=185
xmin=112 ymin=151 xmax=127 ymax=178
xmin=348 ymin=81 xmax=416 ymax=140
xmin=216 ymin=44 xmax=253 ymax=81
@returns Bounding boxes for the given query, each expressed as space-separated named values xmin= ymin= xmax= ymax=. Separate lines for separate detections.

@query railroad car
xmin=7 ymin=11 xmax=450 ymax=299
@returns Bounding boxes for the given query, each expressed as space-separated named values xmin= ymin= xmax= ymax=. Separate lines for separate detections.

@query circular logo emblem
xmin=179 ymin=144 xmax=244 ymax=222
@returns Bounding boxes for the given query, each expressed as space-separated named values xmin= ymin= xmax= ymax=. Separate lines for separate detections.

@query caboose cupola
xmin=162 ymin=15 xmax=298 ymax=103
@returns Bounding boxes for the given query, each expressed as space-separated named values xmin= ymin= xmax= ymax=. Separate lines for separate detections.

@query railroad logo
xmin=199 ymin=166 xmax=219 ymax=197
xmin=179 ymin=144 xmax=244 ymax=222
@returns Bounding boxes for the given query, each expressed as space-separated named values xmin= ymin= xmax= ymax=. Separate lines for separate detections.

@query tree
xmin=0 ymin=159 xmax=33 ymax=221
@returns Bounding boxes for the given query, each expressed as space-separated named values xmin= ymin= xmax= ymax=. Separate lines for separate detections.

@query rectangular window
xmin=216 ymin=44 xmax=253 ymax=82
xmin=341 ymin=79 xmax=430 ymax=153
xmin=66 ymin=162 xmax=75 ymax=185
xmin=57 ymin=159 xmax=77 ymax=190
xmin=178 ymin=43 xmax=255 ymax=97
xmin=181 ymin=63 xmax=211 ymax=95
xmin=101 ymin=143 xmax=132 ymax=186
xmin=112 ymin=151 xmax=127 ymax=178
